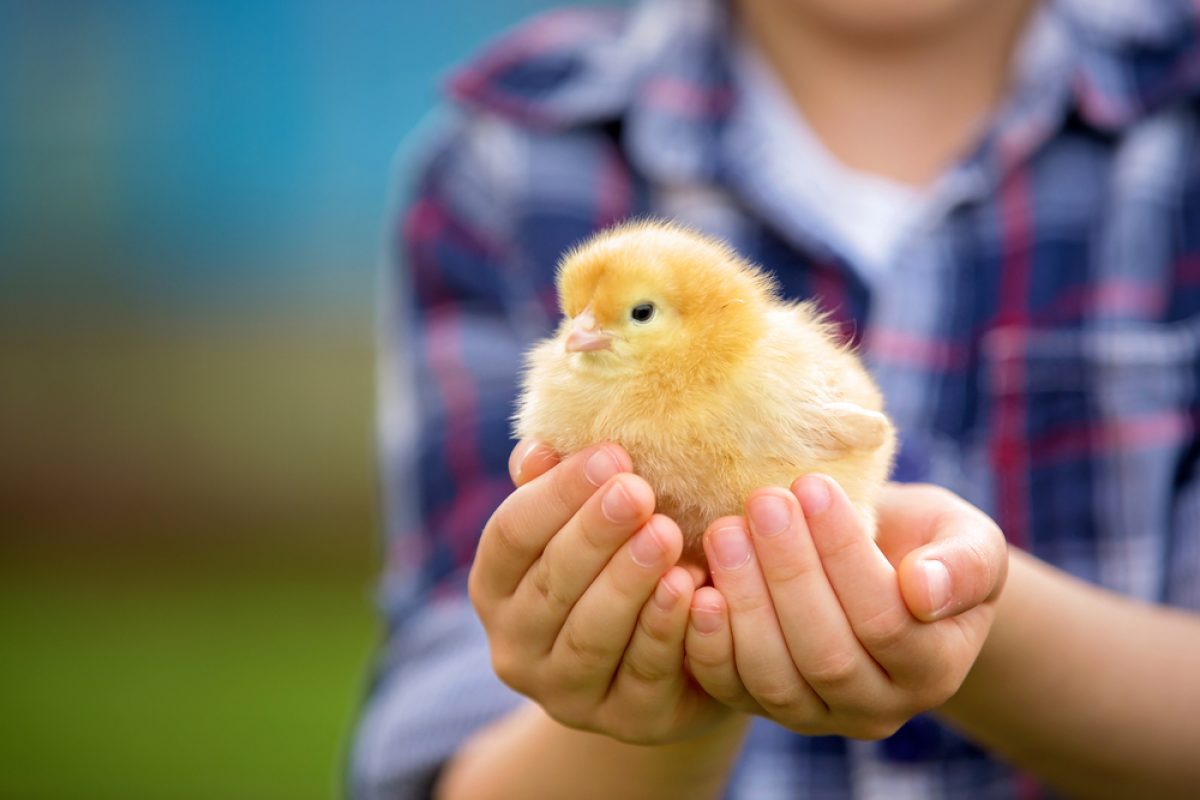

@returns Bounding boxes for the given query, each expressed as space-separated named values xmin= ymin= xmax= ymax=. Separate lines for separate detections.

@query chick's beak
xmin=565 ymin=308 xmax=612 ymax=352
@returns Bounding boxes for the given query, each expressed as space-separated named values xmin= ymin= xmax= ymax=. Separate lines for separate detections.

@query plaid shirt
xmin=353 ymin=0 xmax=1200 ymax=797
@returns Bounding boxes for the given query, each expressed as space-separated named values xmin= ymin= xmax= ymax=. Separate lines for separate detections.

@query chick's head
xmin=555 ymin=221 xmax=776 ymax=379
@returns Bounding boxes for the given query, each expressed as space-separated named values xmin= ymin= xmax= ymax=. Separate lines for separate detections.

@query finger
xmin=551 ymin=515 xmax=683 ymax=692
xmin=890 ymin=489 xmax=1009 ymax=622
xmin=510 ymin=472 xmax=655 ymax=645
xmin=793 ymin=475 xmax=924 ymax=679
xmin=611 ymin=567 xmax=693 ymax=700
xmin=474 ymin=443 xmax=629 ymax=599
xmin=684 ymin=586 xmax=761 ymax=713
xmin=508 ymin=438 xmax=561 ymax=487
xmin=744 ymin=487 xmax=889 ymax=705
xmin=681 ymin=560 xmax=709 ymax=589
xmin=704 ymin=517 xmax=826 ymax=723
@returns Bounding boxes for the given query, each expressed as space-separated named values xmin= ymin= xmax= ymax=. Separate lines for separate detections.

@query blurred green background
xmin=0 ymin=2 xmax=599 ymax=798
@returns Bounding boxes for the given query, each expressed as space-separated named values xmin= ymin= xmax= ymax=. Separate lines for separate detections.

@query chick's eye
xmin=630 ymin=303 xmax=655 ymax=323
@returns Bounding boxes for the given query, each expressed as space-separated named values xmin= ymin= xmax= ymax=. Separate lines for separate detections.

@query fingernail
xmin=691 ymin=606 xmax=721 ymax=635
xmin=795 ymin=475 xmax=832 ymax=517
xmin=653 ymin=577 xmax=678 ymax=610
xmin=749 ymin=494 xmax=791 ymax=537
xmin=711 ymin=526 xmax=751 ymax=570
xmin=921 ymin=559 xmax=951 ymax=618
xmin=630 ymin=524 xmax=664 ymax=567
xmin=602 ymin=481 xmax=638 ymax=524
xmin=512 ymin=440 xmax=541 ymax=481
xmin=585 ymin=448 xmax=621 ymax=487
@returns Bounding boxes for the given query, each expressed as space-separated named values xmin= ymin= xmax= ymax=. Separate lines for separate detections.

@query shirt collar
xmin=1058 ymin=0 xmax=1200 ymax=130
xmin=446 ymin=0 xmax=1200 ymax=180
xmin=444 ymin=0 xmax=733 ymax=186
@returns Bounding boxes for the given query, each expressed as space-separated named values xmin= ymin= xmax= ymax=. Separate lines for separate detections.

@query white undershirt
xmin=730 ymin=37 xmax=936 ymax=283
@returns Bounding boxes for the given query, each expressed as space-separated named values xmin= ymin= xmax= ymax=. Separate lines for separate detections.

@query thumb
xmin=897 ymin=512 xmax=1008 ymax=622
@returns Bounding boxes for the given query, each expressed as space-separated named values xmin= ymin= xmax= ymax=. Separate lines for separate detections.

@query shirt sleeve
xmin=350 ymin=110 xmax=542 ymax=800
xmin=1166 ymin=154 xmax=1200 ymax=612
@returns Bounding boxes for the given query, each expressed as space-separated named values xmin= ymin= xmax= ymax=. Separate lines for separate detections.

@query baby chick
xmin=514 ymin=221 xmax=896 ymax=554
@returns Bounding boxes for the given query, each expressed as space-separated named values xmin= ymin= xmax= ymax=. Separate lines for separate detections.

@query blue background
xmin=0 ymin=3 xmax=625 ymax=798
xmin=1 ymin=1 xmax=619 ymax=311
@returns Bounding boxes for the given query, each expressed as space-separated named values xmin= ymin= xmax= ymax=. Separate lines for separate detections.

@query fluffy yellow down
xmin=515 ymin=220 xmax=896 ymax=558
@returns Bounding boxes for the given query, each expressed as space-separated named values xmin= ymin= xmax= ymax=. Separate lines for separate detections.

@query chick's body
xmin=516 ymin=222 xmax=895 ymax=554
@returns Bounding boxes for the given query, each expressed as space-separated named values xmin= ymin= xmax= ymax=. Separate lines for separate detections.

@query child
xmin=354 ymin=0 xmax=1200 ymax=796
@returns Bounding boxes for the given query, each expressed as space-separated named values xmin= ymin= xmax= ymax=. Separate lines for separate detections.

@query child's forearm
xmin=938 ymin=549 xmax=1200 ymax=798
xmin=436 ymin=702 xmax=750 ymax=800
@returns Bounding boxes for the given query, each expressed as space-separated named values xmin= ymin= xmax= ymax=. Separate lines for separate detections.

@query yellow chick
xmin=514 ymin=221 xmax=896 ymax=554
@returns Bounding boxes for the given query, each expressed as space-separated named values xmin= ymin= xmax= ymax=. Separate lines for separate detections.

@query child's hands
xmin=468 ymin=440 xmax=733 ymax=745
xmin=684 ymin=477 xmax=1007 ymax=739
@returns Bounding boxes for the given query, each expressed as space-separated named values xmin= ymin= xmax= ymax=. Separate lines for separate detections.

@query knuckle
xmin=576 ymin=511 xmax=615 ymax=554
xmin=549 ymin=468 xmax=584 ymax=518
xmin=527 ymin=558 xmax=574 ymax=613
xmin=765 ymin=552 xmax=822 ymax=587
xmin=487 ymin=513 xmax=527 ymax=562
xmin=857 ymin=606 xmax=911 ymax=653
xmin=559 ymin=626 xmax=608 ymax=673
xmin=961 ymin=534 xmax=994 ymax=579
xmin=802 ymin=649 xmax=860 ymax=691
xmin=819 ymin=525 xmax=862 ymax=563
xmin=973 ymin=529 xmax=1007 ymax=595
xmin=604 ymin=564 xmax=655 ymax=608
xmin=724 ymin=584 xmax=773 ymax=616
xmin=622 ymin=652 xmax=671 ymax=687
xmin=636 ymin=607 xmax=673 ymax=644
xmin=684 ymin=659 xmax=741 ymax=705
xmin=683 ymin=639 xmax=727 ymax=672
xmin=714 ymin=682 xmax=756 ymax=711
xmin=750 ymin=674 xmax=805 ymax=712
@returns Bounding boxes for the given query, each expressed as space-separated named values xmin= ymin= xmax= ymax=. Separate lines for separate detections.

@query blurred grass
xmin=0 ymin=550 xmax=375 ymax=800
xmin=0 ymin=314 xmax=381 ymax=799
